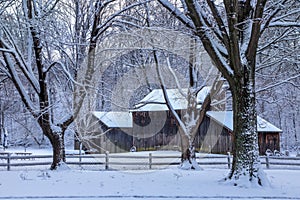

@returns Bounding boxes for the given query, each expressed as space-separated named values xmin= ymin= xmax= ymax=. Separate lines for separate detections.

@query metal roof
xmin=206 ymin=111 xmax=282 ymax=133
xmin=92 ymin=111 xmax=133 ymax=128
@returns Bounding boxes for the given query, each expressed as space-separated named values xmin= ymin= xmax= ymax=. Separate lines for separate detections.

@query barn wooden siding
xmin=76 ymin=112 xmax=280 ymax=155
xmin=195 ymin=116 xmax=280 ymax=155
xmin=79 ymin=111 xmax=179 ymax=153
xmin=194 ymin=116 xmax=232 ymax=154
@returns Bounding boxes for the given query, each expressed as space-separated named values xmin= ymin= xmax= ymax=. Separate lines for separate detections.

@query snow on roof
xmin=206 ymin=111 xmax=282 ymax=133
xmin=92 ymin=111 xmax=132 ymax=128
xmin=132 ymin=86 xmax=211 ymax=112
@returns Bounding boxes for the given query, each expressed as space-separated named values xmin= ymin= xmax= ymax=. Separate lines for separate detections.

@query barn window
xmin=133 ymin=112 xmax=151 ymax=126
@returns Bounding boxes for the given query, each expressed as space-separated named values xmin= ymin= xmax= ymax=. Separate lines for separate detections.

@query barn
xmin=77 ymin=87 xmax=210 ymax=153
xmin=78 ymin=87 xmax=282 ymax=155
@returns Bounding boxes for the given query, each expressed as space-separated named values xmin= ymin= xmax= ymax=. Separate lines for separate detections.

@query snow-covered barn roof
xmin=206 ymin=111 xmax=282 ymax=133
xmin=92 ymin=112 xmax=132 ymax=128
xmin=131 ymin=86 xmax=211 ymax=112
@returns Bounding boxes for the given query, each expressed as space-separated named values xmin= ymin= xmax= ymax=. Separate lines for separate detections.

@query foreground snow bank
xmin=0 ymin=167 xmax=299 ymax=199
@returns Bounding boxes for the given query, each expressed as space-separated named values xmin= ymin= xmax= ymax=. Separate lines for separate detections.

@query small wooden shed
xmin=200 ymin=111 xmax=282 ymax=155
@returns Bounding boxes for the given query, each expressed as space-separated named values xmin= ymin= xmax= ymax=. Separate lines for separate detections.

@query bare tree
xmin=72 ymin=0 xmax=151 ymax=151
xmin=256 ymin=2 xmax=300 ymax=151
xmin=157 ymin=0 xmax=299 ymax=185
xmin=87 ymin=1 xmax=224 ymax=168
xmin=0 ymin=0 xmax=148 ymax=169
xmin=141 ymin=2 xmax=219 ymax=169
xmin=153 ymin=48 xmax=223 ymax=170
xmin=0 ymin=0 xmax=75 ymax=169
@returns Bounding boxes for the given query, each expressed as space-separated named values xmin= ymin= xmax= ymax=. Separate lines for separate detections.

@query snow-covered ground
xmin=1 ymin=167 xmax=300 ymax=200
xmin=0 ymin=147 xmax=300 ymax=200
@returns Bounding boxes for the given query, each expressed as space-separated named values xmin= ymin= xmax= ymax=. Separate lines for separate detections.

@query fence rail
xmin=1 ymin=152 xmax=300 ymax=171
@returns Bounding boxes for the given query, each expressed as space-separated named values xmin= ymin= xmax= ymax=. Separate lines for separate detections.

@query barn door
xmin=265 ymin=133 xmax=279 ymax=152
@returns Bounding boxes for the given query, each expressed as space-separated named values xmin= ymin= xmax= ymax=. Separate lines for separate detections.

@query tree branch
xmin=246 ymin=0 xmax=267 ymax=61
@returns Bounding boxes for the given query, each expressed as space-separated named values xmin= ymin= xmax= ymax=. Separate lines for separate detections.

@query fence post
xmin=266 ymin=155 xmax=270 ymax=169
xmin=79 ymin=143 xmax=82 ymax=165
xmin=227 ymin=152 xmax=231 ymax=169
xmin=79 ymin=154 xmax=82 ymax=167
xmin=149 ymin=153 xmax=152 ymax=169
xmin=105 ymin=151 xmax=109 ymax=170
xmin=7 ymin=153 xmax=11 ymax=171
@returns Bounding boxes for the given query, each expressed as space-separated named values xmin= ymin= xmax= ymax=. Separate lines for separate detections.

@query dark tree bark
xmin=26 ymin=0 xmax=68 ymax=170
xmin=0 ymin=0 xmax=72 ymax=170
xmin=229 ymin=63 xmax=261 ymax=183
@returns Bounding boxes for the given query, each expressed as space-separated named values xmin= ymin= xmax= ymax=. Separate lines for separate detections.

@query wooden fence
xmin=1 ymin=152 xmax=300 ymax=171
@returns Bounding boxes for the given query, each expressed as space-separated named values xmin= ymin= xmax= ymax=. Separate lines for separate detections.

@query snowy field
xmin=1 ymin=167 xmax=300 ymax=200
xmin=1 ymin=148 xmax=300 ymax=200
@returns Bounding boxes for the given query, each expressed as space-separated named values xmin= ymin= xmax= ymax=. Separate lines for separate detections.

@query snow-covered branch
xmin=0 ymin=27 xmax=40 ymax=93
xmin=0 ymin=51 xmax=37 ymax=117
xmin=206 ymin=0 xmax=230 ymax=50
xmin=94 ymin=0 xmax=152 ymax=40
xmin=269 ymin=22 xmax=300 ymax=27
xmin=165 ymin=54 xmax=187 ymax=99
xmin=245 ymin=0 xmax=267 ymax=60
xmin=154 ymin=50 xmax=188 ymax=136
xmin=261 ymin=0 xmax=299 ymax=33
xmin=256 ymin=74 xmax=300 ymax=93
xmin=258 ymin=28 xmax=293 ymax=52
xmin=157 ymin=0 xmax=195 ymax=29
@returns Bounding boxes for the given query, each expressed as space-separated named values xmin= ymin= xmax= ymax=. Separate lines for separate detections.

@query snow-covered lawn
xmin=0 ymin=167 xmax=300 ymax=200
xmin=1 ymin=148 xmax=300 ymax=199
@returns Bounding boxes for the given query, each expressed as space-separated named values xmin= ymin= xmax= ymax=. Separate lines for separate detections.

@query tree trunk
xmin=38 ymin=119 xmax=66 ymax=170
xmin=180 ymin=132 xmax=190 ymax=161
xmin=0 ymin=109 xmax=3 ymax=143
xmin=179 ymin=85 xmax=216 ymax=170
xmin=178 ymin=89 xmax=200 ymax=170
xmin=50 ymin=131 xmax=66 ymax=170
xmin=227 ymin=71 xmax=267 ymax=186
xmin=179 ymin=128 xmax=199 ymax=170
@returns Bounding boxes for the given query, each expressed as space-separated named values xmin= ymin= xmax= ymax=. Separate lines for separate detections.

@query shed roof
xmin=206 ymin=111 xmax=282 ymax=133
xmin=92 ymin=111 xmax=132 ymax=128
xmin=132 ymin=86 xmax=211 ymax=112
